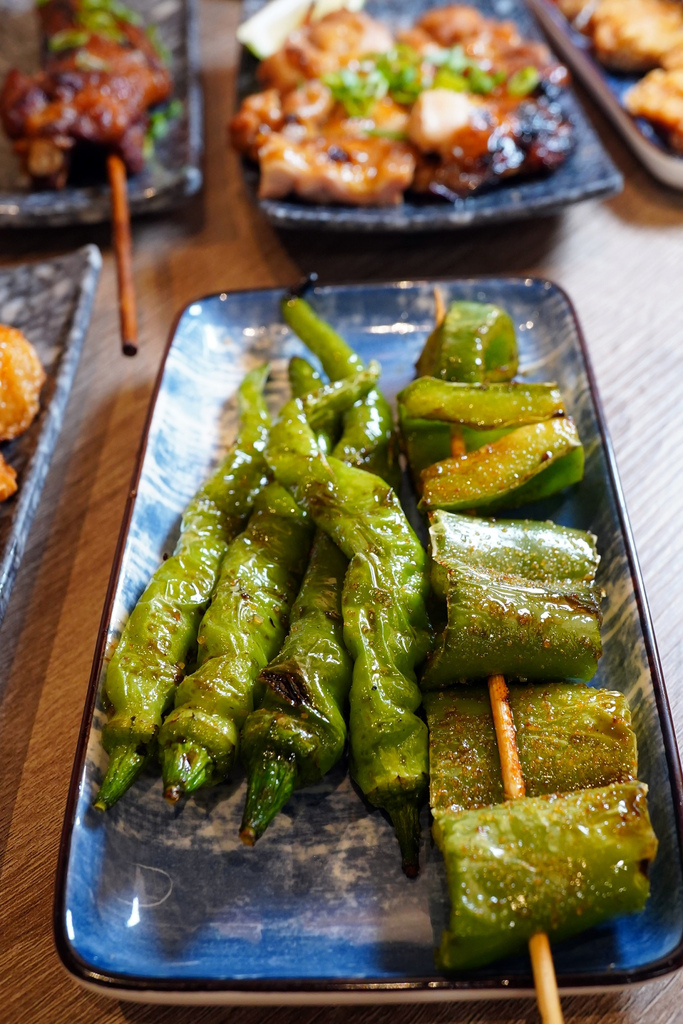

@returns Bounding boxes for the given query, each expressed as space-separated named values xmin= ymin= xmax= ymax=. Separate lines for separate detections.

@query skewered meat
xmin=0 ymin=455 xmax=17 ymax=503
xmin=0 ymin=0 xmax=172 ymax=188
xmin=626 ymin=68 xmax=683 ymax=151
xmin=231 ymin=5 xmax=575 ymax=205
xmin=0 ymin=326 xmax=45 ymax=442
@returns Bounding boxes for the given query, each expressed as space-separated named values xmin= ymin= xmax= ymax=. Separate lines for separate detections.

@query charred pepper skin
xmin=158 ymin=482 xmax=314 ymax=800
xmin=240 ymin=530 xmax=352 ymax=844
xmin=282 ymin=295 xmax=401 ymax=490
xmin=94 ymin=364 xmax=271 ymax=811
xmin=266 ymin=395 xmax=431 ymax=877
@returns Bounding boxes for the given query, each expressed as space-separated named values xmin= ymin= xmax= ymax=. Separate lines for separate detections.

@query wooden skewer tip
xmin=107 ymin=153 xmax=138 ymax=357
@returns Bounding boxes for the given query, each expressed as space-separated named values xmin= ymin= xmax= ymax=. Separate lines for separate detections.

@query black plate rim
xmin=0 ymin=0 xmax=204 ymax=228
xmin=53 ymin=275 xmax=683 ymax=999
xmin=0 ymin=244 xmax=102 ymax=625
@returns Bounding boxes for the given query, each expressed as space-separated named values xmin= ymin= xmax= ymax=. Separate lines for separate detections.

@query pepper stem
xmin=94 ymin=744 xmax=149 ymax=811
xmin=161 ymin=741 xmax=212 ymax=803
xmin=240 ymin=755 xmax=297 ymax=846
xmin=389 ymin=800 xmax=422 ymax=879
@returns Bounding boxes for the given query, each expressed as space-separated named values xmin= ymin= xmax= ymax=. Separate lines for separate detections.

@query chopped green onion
xmin=507 ymin=66 xmax=541 ymax=97
xmin=433 ymin=67 xmax=468 ymax=92
xmin=466 ymin=65 xmax=501 ymax=95
xmin=74 ymin=50 xmax=111 ymax=72
xmin=77 ymin=9 xmax=126 ymax=40
xmin=364 ymin=127 xmax=408 ymax=141
xmin=48 ymin=29 xmax=90 ymax=51
xmin=147 ymin=24 xmax=171 ymax=64
xmin=324 ymin=67 xmax=388 ymax=117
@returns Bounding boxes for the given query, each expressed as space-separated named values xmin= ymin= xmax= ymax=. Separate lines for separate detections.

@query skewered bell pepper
xmin=415 ymin=300 xmax=518 ymax=382
xmin=158 ymin=482 xmax=314 ymax=799
xmin=283 ymin=294 xmax=400 ymax=490
xmin=398 ymin=379 xmax=564 ymax=429
xmin=424 ymin=682 xmax=637 ymax=819
xmin=419 ymin=418 xmax=585 ymax=514
xmin=437 ymin=782 xmax=657 ymax=971
xmin=94 ymin=363 xmax=271 ymax=811
xmin=266 ymin=392 xmax=431 ymax=876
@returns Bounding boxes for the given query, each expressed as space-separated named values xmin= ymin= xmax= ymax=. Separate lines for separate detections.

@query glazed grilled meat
xmin=230 ymin=4 xmax=574 ymax=206
xmin=0 ymin=0 xmax=172 ymax=188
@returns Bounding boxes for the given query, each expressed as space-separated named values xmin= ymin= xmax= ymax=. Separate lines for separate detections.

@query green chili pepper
xmin=288 ymin=356 xmax=323 ymax=403
xmin=266 ymin=394 xmax=431 ymax=876
xmin=419 ymin=417 xmax=585 ymax=514
xmin=282 ymin=295 xmax=400 ymax=490
xmin=240 ymin=530 xmax=352 ymax=843
xmin=429 ymin=510 xmax=600 ymax=600
xmin=425 ymin=682 xmax=636 ymax=819
xmin=94 ymin=364 xmax=271 ymax=811
xmin=415 ymin=301 xmax=518 ymax=382
xmin=398 ymin=379 xmax=564 ymax=429
xmin=398 ymin=406 xmax=453 ymax=491
xmin=437 ymin=782 xmax=657 ymax=971
xmin=158 ymin=482 xmax=314 ymax=800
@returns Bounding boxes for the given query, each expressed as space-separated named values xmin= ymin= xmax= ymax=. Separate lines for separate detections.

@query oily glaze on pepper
xmin=95 ymin=364 xmax=271 ymax=810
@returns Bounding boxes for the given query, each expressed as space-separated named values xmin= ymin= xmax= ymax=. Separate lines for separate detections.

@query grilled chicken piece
xmin=258 ymin=9 xmax=394 ymax=92
xmin=0 ymin=326 xmax=45 ymax=442
xmin=0 ymin=454 xmax=17 ymax=503
xmin=257 ymin=132 xmax=415 ymax=205
xmin=0 ymin=0 xmax=171 ymax=187
xmin=590 ymin=0 xmax=683 ymax=72
xmin=626 ymin=68 xmax=683 ymax=150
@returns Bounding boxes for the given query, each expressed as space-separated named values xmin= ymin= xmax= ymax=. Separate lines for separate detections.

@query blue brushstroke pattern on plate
xmin=0 ymin=0 xmax=202 ymax=227
xmin=0 ymin=245 xmax=101 ymax=630
xmin=236 ymin=0 xmax=623 ymax=231
xmin=55 ymin=279 xmax=683 ymax=997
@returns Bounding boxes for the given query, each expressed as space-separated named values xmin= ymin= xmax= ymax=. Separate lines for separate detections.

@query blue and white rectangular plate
xmin=0 ymin=245 xmax=101 ymax=630
xmin=0 ymin=0 xmax=202 ymax=227
xmin=237 ymin=0 xmax=623 ymax=232
xmin=55 ymin=278 xmax=683 ymax=1005
xmin=529 ymin=0 xmax=683 ymax=190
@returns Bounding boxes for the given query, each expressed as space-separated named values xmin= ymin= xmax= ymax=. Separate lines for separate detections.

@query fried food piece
xmin=591 ymin=0 xmax=683 ymax=72
xmin=258 ymin=10 xmax=394 ymax=92
xmin=257 ymin=132 xmax=415 ymax=205
xmin=626 ymin=68 xmax=683 ymax=150
xmin=0 ymin=326 xmax=45 ymax=441
xmin=0 ymin=453 xmax=17 ymax=502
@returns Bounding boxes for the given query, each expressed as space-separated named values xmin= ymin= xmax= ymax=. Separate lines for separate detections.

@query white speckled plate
xmin=0 ymin=245 xmax=101 ymax=627
xmin=55 ymin=278 xmax=683 ymax=1005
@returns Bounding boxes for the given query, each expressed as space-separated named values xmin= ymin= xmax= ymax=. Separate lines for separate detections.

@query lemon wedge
xmin=237 ymin=0 xmax=366 ymax=60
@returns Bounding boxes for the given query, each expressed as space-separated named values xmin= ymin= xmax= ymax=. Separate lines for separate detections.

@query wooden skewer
xmin=434 ymin=285 xmax=446 ymax=327
xmin=487 ymin=674 xmax=564 ymax=1024
xmin=107 ymin=152 xmax=138 ymax=357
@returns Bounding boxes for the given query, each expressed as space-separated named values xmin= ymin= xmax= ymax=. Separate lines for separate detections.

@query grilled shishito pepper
xmin=423 ymin=513 xmax=603 ymax=688
xmin=158 ymin=482 xmax=314 ymax=800
xmin=267 ymin=396 xmax=431 ymax=876
xmin=436 ymin=782 xmax=657 ymax=971
xmin=419 ymin=417 xmax=585 ymax=514
xmin=398 ymin=379 xmax=564 ymax=429
xmin=415 ymin=300 xmax=518 ymax=383
xmin=240 ymin=531 xmax=352 ymax=843
xmin=94 ymin=364 xmax=271 ymax=811
xmin=425 ymin=683 xmax=637 ymax=820
xmin=282 ymin=295 xmax=400 ymax=490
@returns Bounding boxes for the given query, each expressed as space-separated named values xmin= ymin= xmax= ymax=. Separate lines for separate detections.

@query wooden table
xmin=2 ymin=3 xmax=683 ymax=1021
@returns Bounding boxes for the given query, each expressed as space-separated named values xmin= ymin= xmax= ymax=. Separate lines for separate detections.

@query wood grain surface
xmin=1 ymin=2 xmax=683 ymax=1021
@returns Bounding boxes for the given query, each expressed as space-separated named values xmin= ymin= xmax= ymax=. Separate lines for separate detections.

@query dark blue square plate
xmin=237 ymin=0 xmax=622 ymax=231
xmin=55 ymin=278 xmax=683 ymax=1005
xmin=529 ymin=0 xmax=683 ymax=190
xmin=0 ymin=0 xmax=202 ymax=227
xmin=0 ymin=245 xmax=101 ymax=629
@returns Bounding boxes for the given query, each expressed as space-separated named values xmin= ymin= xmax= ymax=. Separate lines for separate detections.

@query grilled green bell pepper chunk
xmin=94 ymin=364 xmax=271 ymax=811
xmin=419 ymin=418 xmax=585 ymax=514
xmin=158 ymin=482 xmax=314 ymax=799
xmin=415 ymin=300 xmax=518 ymax=382
xmin=429 ymin=510 xmax=600 ymax=600
xmin=425 ymin=683 xmax=636 ymax=821
xmin=283 ymin=295 xmax=400 ymax=490
xmin=267 ymin=394 xmax=431 ymax=876
xmin=398 ymin=379 xmax=564 ymax=429
xmin=422 ymin=562 xmax=602 ymax=688
xmin=240 ymin=531 xmax=352 ymax=843
xmin=437 ymin=782 xmax=657 ymax=971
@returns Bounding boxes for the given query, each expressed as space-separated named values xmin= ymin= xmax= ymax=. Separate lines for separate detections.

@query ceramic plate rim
xmin=53 ymin=276 xmax=683 ymax=1002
